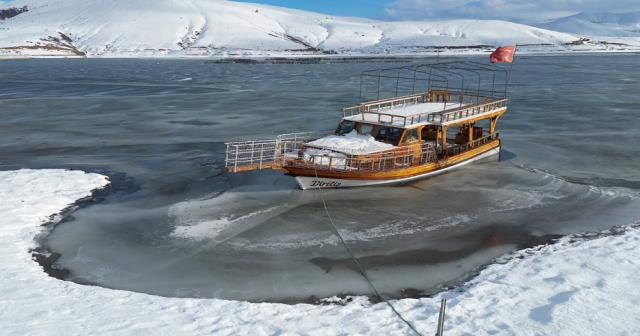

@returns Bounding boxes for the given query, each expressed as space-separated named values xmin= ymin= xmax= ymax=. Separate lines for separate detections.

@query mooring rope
xmin=313 ymin=168 xmax=423 ymax=336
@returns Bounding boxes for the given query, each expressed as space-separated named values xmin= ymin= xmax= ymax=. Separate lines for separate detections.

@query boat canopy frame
xmin=358 ymin=60 xmax=512 ymax=104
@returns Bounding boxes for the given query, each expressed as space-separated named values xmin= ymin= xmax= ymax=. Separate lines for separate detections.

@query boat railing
xmin=225 ymin=139 xmax=280 ymax=173
xmin=342 ymin=91 xmax=496 ymax=115
xmin=225 ymin=131 xmax=500 ymax=173
xmin=342 ymin=93 xmax=428 ymax=117
xmin=284 ymin=141 xmax=438 ymax=173
xmin=225 ymin=130 xmax=334 ymax=172
xmin=444 ymin=133 xmax=500 ymax=156
xmin=276 ymin=130 xmax=335 ymax=143
xmin=275 ymin=130 xmax=336 ymax=157
xmin=361 ymin=93 xmax=430 ymax=112
xmin=342 ymin=91 xmax=507 ymax=127
xmin=441 ymin=99 xmax=507 ymax=125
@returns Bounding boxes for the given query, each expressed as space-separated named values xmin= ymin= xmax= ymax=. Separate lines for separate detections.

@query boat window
xmin=335 ymin=120 xmax=354 ymax=135
xmin=401 ymin=128 xmax=419 ymax=144
xmin=375 ymin=126 xmax=403 ymax=145
xmin=387 ymin=128 xmax=402 ymax=144
xmin=359 ymin=124 xmax=374 ymax=135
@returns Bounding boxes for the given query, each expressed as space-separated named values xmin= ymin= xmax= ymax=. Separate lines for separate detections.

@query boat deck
xmin=342 ymin=91 xmax=507 ymax=128
xmin=345 ymin=102 xmax=463 ymax=126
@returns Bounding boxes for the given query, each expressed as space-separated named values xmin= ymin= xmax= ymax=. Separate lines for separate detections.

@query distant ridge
xmin=536 ymin=11 xmax=640 ymax=37
xmin=1 ymin=0 xmax=639 ymax=58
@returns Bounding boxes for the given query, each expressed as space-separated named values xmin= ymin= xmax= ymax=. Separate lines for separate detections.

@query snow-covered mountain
xmin=0 ymin=0 xmax=638 ymax=58
xmin=536 ymin=11 xmax=640 ymax=38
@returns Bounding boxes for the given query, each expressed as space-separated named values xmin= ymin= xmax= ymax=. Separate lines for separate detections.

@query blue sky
xmin=3 ymin=0 xmax=640 ymax=23
xmin=232 ymin=0 xmax=389 ymax=19
xmin=233 ymin=0 xmax=640 ymax=23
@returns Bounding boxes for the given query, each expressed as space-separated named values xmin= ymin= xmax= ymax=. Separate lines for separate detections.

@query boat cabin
xmin=336 ymin=121 xmax=416 ymax=146
xmin=333 ymin=88 xmax=506 ymax=156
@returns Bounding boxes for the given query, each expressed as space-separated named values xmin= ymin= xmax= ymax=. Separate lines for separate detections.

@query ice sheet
xmin=2 ymin=169 xmax=640 ymax=335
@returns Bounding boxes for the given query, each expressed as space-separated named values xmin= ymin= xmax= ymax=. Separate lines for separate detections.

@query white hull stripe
xmin=295 ymin=146 xmax=500 ymax=190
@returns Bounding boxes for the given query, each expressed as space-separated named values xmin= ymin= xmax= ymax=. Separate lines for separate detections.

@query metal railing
xmin=225 ymin=130 xmax=334 ymax=172
xmin=225 ymin=140 xmax=279 ymax=172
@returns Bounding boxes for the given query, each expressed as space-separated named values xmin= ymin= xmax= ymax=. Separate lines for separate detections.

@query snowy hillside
xmin=537 ymin=11 xmax=640 ymax=38
xmin=0 ymin=0 xmax=611 ymax=58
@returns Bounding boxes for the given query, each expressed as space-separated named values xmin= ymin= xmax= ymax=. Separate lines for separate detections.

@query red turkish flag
xmin=489 ymin=46 xmax=516 ymax=63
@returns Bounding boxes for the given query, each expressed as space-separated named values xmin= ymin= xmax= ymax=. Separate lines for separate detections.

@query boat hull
xmin=292 ymin=141 xmax=500 ymax=190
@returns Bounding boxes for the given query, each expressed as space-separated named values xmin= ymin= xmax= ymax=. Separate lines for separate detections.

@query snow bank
xmin=1 ymin=169 xmax=640 ymax=335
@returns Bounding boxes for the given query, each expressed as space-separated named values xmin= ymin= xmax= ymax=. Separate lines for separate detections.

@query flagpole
xmin=508 ymin=44 xmax=518 ymax=79
xmin=505 ymin=44 xmax=518 ymax=97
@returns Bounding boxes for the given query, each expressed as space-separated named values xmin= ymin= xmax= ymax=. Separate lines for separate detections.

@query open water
xmin=1 ymin=55 xmax=639 ymax=303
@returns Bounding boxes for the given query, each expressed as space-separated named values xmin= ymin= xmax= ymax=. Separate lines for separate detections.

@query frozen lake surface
xmin=1 ymin=55 xmax=639 ymax=303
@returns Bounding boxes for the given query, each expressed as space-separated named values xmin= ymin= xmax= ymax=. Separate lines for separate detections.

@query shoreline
xmin=25 ymin=167 xmax=636 ymax=305
xmin=2 ymin=48 xmax=640 ymax=60
xmin=30 ymin=169 xmax=139 ymax=282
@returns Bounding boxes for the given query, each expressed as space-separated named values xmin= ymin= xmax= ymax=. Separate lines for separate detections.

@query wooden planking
xmin=442 ymin=108 xmax=506 ymax=127
xmin=226 ymin=162 xmax=287 ymax=173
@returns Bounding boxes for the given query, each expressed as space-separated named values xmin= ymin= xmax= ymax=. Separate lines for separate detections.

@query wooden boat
xmin=225 ymin=60 xmax=511 ymax=189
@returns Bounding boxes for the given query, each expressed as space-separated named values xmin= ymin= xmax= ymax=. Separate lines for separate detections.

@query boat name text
xmin=310 ymin=180 xmax=342 ymax=187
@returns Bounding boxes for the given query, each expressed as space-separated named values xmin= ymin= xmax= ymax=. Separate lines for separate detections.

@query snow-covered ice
xmin=1 ymin=168 xmax=640 ymax=334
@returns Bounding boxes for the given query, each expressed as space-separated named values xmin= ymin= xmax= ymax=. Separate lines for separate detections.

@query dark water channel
xmin=1 ymin=55 xmax=639 ymax=303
